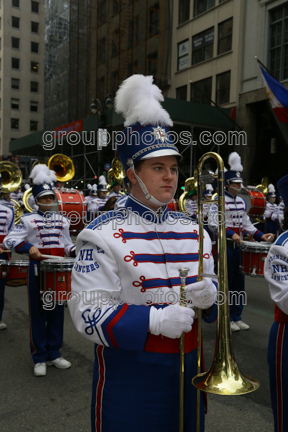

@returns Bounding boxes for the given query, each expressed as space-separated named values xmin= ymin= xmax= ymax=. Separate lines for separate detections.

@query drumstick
xmin=41 ymin=254 xmax=65 ymax=260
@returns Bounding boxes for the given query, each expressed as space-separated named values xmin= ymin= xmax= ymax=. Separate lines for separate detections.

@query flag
xmin=260 ymin=66 xmax=288 ymax=123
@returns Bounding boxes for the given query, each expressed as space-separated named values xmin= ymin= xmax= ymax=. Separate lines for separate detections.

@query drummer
xmin=4 ymin=165 xmax=75 ymax=377
xmin=209 ymin=152 xmax=274 ymax=331
xmin=0 ymin=174 xmax=15 ymax=331
xmin=263 ymin=184 xmax=278 ymax=235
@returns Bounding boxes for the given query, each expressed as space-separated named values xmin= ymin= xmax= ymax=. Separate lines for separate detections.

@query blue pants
xmin=268 ymin=322 xmax=288 ymax=432
xmin=91 ymin=345 xmax=205 ymax=432
xmin=0 ymin=252 xmax=10 ymax=322
xmin=227 ymin=247 xmax=245 ymax=322
xmin=28 ymin=261 xmax=64 ymax=364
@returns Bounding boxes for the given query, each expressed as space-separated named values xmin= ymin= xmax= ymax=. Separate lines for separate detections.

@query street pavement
xmin=0 ymin=265 xmax=274 ymax=432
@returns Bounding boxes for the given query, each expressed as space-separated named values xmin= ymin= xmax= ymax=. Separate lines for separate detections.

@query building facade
xmin=0 ymin=0 xmax=45 ymax=156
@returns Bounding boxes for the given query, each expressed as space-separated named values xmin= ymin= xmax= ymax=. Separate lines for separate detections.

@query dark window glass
xmin=12 ymin=16 xmax=20 ymax=28
xmin=192 ymin=27 xmax=214 ymax=65
xmin=178 ymin=39 xmax=189 ymax=71
xmin=149 ymin=3 xmax=159 ymax=35
xmin=31 ymin=61 xmax=38 ymax=73
xmin=31 ymin=41 xmax=39 ymax=53
xmin=12 ymin=57 xmax=20 ymax=69
xmin=30 ymin=120 xmax=38 ymax=131
xmin=31 ymin=1 xmax=39 ymax=13
xmin=11 ymin=118 xmax=19 ymax=129
xmin=12 ymin=0 xmax=20 ymax=8
xmin=194 ymin=0 xmax=215 ymax=17
xmin=148 ymin=51 xmax=158 ymax=76
xmin=12 ymin=37 xmax=20 ymax=49
xmin=269 ymin=5 xmax=288 ymax=80
xmin=30 ymin=101 xmax=38 ymax=112
xmin=176 ymin=85 xmax=187 ymax=101
xmin=216 ymin=71 xmax=230 ymax=105
xmin=218 ymin=18 xmax=233 ymax=55
xmin=12 ymin=78 xmax=20 ymax=89
xmin=190 ymin=77 xmax=212 ymax=104
xmin=11 ymin=98 xmax=19 ymax=110
xmin=30 ymin=81 xmax=38 ymax=92
xmin=179 ymin=0 xmax=190 ymax=25
xmin=31 ymin=21 xmax=39 ymax=33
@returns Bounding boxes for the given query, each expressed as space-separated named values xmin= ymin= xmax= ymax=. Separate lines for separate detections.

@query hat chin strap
xmin=131 ymin=165 xmax=175 ymax=207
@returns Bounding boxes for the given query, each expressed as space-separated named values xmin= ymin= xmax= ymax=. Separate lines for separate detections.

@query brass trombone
xmin=191 ymin=152 xmax=259 ymax=431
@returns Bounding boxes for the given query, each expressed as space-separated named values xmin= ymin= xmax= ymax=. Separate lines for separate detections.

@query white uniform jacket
xmin=88 ymin=197 xmax=108 ymax=213
xmin=208 ymin=191 xmax=263 ymax=241
xmin=264 ymin=201 xmax=278 ymax=220
xmin=107 ymin=190 xmax=123 ymax=199
xmin=264 ymin=231 xmax=288 ymax=316
xmin=0 ymin=204 xmax=14 ymax=244
xmin=68 ymin=195 xmax=217 ymax=351
xmin=186 ymin=198 xmax=197 ymax=217
xmin=114 ymin=194 xmax=129 ymax=210
xmin=4 ymin=210 xmax=75 ymax=256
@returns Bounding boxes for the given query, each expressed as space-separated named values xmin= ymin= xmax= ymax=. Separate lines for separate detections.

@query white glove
xmin=149 ymin=304 xmax=195 ymax=339
xmin=185 ymin=278 xmax=216 ymax=309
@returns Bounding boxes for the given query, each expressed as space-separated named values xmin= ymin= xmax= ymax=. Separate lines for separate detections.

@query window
xmin=12 ymin=16 xmax=20 ymax=29
xmin=178 ymin=39 xmax=189 ymax=71
xmin=192 ymin=27 xmax=214 ymax=65
xmin=148 ymin=51 xmax=158 ymax=76
xmin=31 ymin=61 xmax=38 ymax=73
xmin=216 ymin=71 xmax=230 ymax=104
xmin=113 ymin=0 xmax=120 ymax=16
xmin=190 ymin=77 xmax=212 ymax=104
xmin=149 ymin=3 xmax=159 ymax=35
xmin=218 ymin=18 xmax=233 ymax=55
xmin=30 ymin=81 xmax=38 ymax=92
xmin=30 ymin=120 xmax=38 ymax=131
xmin=31 ymin=1 xmax=39 ymax=13
xmin=179 ymin=0 xmax=190 ymax=25
xmin=194 ymin=0 xmax=215 ymax=17
xmin=31 ymin=41 xmax=39 ymax=53
xmin=11 ymin=118 xmax=19 ymax=129
xmin=12 ymin=0 xmax=20 ymax=7
xmin=176 ymin=85 xmax=187 ymax=101
xmin=269 ymin=5 xmax=288 ymax=81
xmin=112 ymin=29 xmax=119 ymax=57
xmin=12 ymin=37 xmax=20 ymax=49
xmin=31 ymin=21 xmax=39 ymax=33
xmin=12 ymin=57 xmax=20 ymax=69
xmin=11 ymin=98 xmax=19 ymax=110
xmin=30 ymin=101 xmax=38 ymax=112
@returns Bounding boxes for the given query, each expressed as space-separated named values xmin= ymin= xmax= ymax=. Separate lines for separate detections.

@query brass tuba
xmin=0 ymin=161 xmax=23 ymax=224
xmin=107 ymin=157 xmax=125 ymax=194
xmin=191 ymin=152 xmax=259 ymax=431
xmin=178 ymin=171 xmax=198 ymax=212
xmin=256 ymin=176 xmax=269 ymax=195
xmin=48 ymin=154 xmax=75 ymax=182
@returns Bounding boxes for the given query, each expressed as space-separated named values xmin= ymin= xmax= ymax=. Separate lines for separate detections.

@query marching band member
xmin=263 ymin=184 xmax=278 ymax=235
xmin=107 ymin=180 xmax=122 ymax=199
xmin=0 ymin=174 xmax=15 ymax=331
xmin=4 ymin=165 xmax=75 ymax=376
xmin=0 ymin=191 xmax=16 ymax=210
xmin=264 ymin=174 xmax=288 ymax=432
xmin=185 ymin=189 xmax=197 ymax=218
xmin=209 ymin=152 xmax=274 ymax=332
xmin=68 ymin=74 xmax=217 ymax=432
xmin=87 ymin=176 xmax=108 ymax=214
xmin=10 ymin=186 xmax=23 ymax=201
xmin=85 ymin=184 xmax=93 ymax=204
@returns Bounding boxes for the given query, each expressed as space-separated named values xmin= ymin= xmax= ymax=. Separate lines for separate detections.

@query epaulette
xmin=275 ymin=231 xmax=288 ymax=246
xmin=86 ymin=209 xmax=128 ymax=230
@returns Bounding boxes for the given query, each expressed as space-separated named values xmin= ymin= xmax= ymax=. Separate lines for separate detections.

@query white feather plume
xmin=29 ymin=164 xmax=57 ymax=185
xmin=115 ymin=74 xmax=173 ymax=127
xmin=87 ymin=184 xmax=92 ymax=190
xmin=268 ymin=183 xmax=275 ymax=193
xmin=99 ymin=175 xmax=107 ymax=186
xmin=206 ymin=184 xmax=213 ymax=192
xmin=228 ymin=152 xmax=243 ymax=172
xmin=25 ymin=183 xmax=30 ymax=190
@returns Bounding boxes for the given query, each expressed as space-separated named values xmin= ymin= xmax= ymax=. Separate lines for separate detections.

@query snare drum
xmin=5 ymin=260 xmax=29 ymax=286
xmin=40 ymin=259 xmax=75 ymax=302
xmin=240 ymin=241 xmax=271 ymax=277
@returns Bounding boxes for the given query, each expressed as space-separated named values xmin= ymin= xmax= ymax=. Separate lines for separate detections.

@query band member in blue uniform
xmin=0 ymin=174 xmax=15 ymax=330
xmin=87 ymin=176 xmax=108 ymax=214
xmin=265 ymin=174 xmax=288 ymax=432
xmin=209 ymin=152 xmax=274 ymax=331
xmin=263 ymin=184 xmax=278 ymax=235
xmin=68 ymin=75 xmax=217 ymax=432
xmin=4 ymin=165 xmax=75 ymax=376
